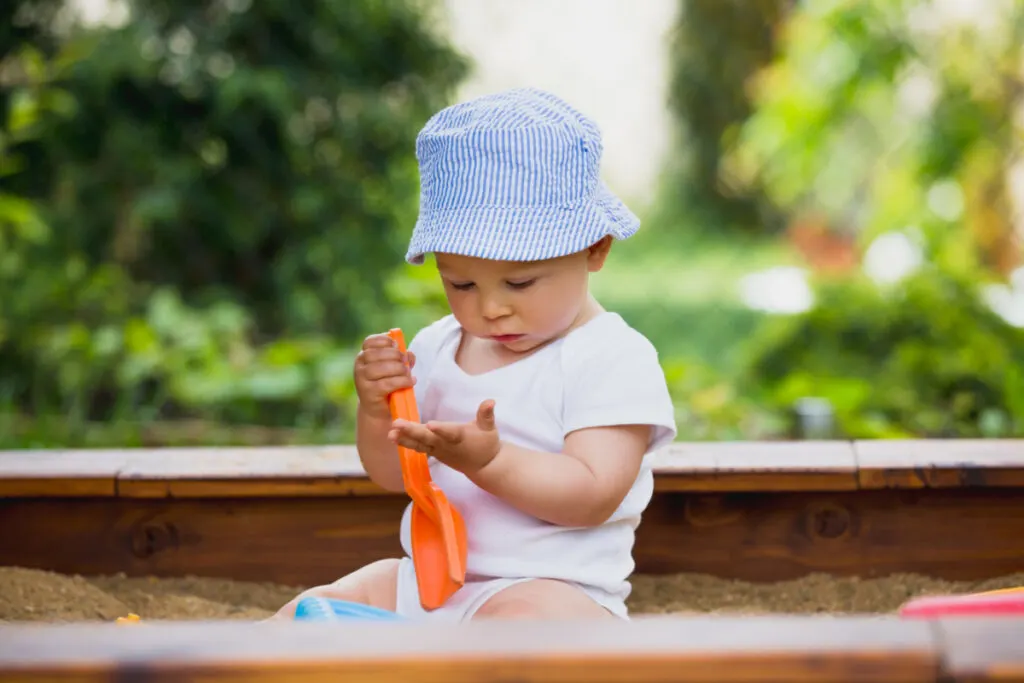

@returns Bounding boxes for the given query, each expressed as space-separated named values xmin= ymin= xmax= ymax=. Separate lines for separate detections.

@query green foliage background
xmin=666 ymin=0 xmax=1024 ymax=439
xmin=2 ymin=0 xmax=463 ymax=445
xmin=3 ymin=0 xmax=1024 ymax=447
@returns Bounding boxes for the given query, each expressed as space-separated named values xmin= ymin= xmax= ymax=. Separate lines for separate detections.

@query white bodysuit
xmin=393 ymin=312 xmax=677 ymax=621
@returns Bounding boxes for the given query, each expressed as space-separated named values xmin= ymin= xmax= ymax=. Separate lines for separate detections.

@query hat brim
xmin=404 ymin=180 xmax=640 ymax=265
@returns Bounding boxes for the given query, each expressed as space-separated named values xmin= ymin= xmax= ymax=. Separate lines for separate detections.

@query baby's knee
xmin=327 ymin=558 xmax=401 ymax=588
xmin=323 ymin=557 xmax=401 ymax=607
xmin=273 ymin=558 xmax=401 ymax=618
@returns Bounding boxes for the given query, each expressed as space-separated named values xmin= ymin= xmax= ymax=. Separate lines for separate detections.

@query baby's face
xmin=434 ymin=237 xmax=611 ymax=353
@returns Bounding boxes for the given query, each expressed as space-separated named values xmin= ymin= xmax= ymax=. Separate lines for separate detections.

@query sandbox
xmin=1 ymin=439 xmax=1023 ymax=681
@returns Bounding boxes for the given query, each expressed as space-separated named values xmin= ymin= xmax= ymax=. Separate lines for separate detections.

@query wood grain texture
xmin=634 ymin=488 xmax=1024 ymax=581
xmin=935 ymin=618 xmax=1024 ymax=682
xmin=3 ymin=487 xmax=1023 ymax=586
xmin=7 ymin=439 xmax=1023 ymax=499
xmin=0 ymin=496 xmax=406 ymax=586
xmin=3 ymin=440 xmax=1024 ymax=499
xmin=854 ymin=439 xmax=1024 ymax=489
xmin=0 ymin=449 xmax=132 ymax=496
xmin=650 ymin=441 xmax=859 ymax=491
xmin=0 ymin=615 xmax=940 ymax=683
xmin=115 ymin=446 xmax=389 ymax=498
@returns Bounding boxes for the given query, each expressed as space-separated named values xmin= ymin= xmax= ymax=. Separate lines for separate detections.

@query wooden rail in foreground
xmin=0 ymin=615 xmax=1022 ymax=682
xmin=1 ymin=439 xmax=1023 ymax=586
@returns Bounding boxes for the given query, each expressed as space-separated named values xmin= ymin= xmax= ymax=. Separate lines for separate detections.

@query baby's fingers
xmin=376 ymin=374 xmax=416 ymax=396
xmin=361 ymin=333 xmax=414 ymax=366
xmin=390 ymin=421 xmax=438 ymax=454
xmin=361 ymin=333 xmax=399 ymax=350
xmin=426 ymin=421 xmax=464 ymax=444
xmin=359 ymin=359 xmax=410 ymax=382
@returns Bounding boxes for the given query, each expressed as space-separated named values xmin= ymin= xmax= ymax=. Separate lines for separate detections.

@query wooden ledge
xmin=0 ymin=447 xmax=379 ymax=498
xmin=937 ymin=617 xmax=1024 ymax=682
xmin=0 ymin=615 xmax=954 ymax=683
xmin=855 ymin=440 xmax=1024 ymax=489
xmin=1 ymin=439 xmax=1022 ymax=498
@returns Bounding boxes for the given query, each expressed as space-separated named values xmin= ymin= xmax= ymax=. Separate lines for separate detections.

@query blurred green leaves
xmin=726 ymin=0 xmax=1023 ymax=277
xmin=0 ymin=0 xmax=466 ymax=445
xmin=659 ymin=0 xmax=1024 ymax=440
xmin=741 ymin=269 xmax=1024 ymax=438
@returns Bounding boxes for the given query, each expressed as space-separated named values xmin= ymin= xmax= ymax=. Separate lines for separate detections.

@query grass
xmin=593 ymin=226 xmax=798 ymax=307
xmin=592 ymin=226 xmax=799 ymax=372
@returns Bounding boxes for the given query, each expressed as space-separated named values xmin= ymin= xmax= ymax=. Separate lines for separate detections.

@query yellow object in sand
xmin=115 ymin=613 xmax=141 ymax=624
xmin=977 ymin=587 xmax=1024 ymax=596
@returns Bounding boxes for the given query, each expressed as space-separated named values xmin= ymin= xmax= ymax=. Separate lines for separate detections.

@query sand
xmin=3 ymin=566 xmax=1023 ymax=622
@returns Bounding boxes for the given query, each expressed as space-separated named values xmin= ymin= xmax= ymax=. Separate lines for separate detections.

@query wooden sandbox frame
xmin=1 ymin=438 xmax=1023 ymax=681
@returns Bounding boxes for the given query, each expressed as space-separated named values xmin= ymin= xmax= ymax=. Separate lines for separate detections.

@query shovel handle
xmin=386 ymin=329 xmax=438 ymax=523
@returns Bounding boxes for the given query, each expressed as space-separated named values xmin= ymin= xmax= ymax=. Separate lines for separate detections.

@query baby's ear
xmin=586 ymin=235 xmax=613 ymax=272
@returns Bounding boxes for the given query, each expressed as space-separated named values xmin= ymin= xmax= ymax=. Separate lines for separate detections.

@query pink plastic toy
xmin=899 ymin=587 xmax=1024 ymax=618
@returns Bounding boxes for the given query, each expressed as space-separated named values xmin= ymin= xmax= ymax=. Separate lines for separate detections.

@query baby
xmin=274 ymin=87 xmax=677 ymax=622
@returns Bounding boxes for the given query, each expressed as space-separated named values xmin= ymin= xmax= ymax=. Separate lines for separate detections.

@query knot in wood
xmin=805 ymin=503 xmax=852 ymax=541
xmin=130 ymin=521 xmax=180 ymax=559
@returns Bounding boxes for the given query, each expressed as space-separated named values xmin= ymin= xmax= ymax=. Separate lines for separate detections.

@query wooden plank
xmin=651 ymin=441 xmax=859 ymax=492
xmin=116 ymin=446 xmax=389 ymax=498
xmin=0 ymin=496 xmax=406 ymax=587
xmin=3 ymin=487 xmax=1022 ymax=586
xmin=855 ymin=440 xmax=1024 ymax=489
xmin=935 ymin=617 xmax=1024 ymax=682
xmin=0 ymin=615 xmax=940 ymax=683
xmin=0 ymin=449 xmax=133 ymax=497
xmin=2 ymin=440 xmax=1023 ymax=501
xmin=0 ymin=441 xmax=863 ymax=499
xmin=634 ymin=488 xmax=1024 ymax=582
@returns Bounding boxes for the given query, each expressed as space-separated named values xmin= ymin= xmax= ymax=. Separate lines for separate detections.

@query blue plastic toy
xmin=293 ymin=597 xmax=405 ymax=621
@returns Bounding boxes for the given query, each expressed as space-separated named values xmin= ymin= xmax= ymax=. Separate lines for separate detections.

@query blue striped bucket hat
xmin=405 ymin=87 xmax=640 ymax=265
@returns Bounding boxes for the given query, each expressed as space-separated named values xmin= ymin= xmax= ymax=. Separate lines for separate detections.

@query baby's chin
xmin=498 ymin=333 xmax=561 ymax=355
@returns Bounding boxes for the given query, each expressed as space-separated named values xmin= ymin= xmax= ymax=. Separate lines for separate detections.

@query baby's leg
xmin=472 ymin=579 xmax=616 ymax=620
xmin=267 ymin=558 xmax=400 ymax=620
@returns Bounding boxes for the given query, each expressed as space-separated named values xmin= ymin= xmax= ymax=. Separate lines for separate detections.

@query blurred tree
xmin=0 ymin=1 xmax=65 ymax=62
xmin=731 ymin=0 xmax=1024 ymax=440
xmin=726 ymin=0 xmax=1024 ymax=279
xmin=664 ymin=0 xmax=793 ymax=233
xmin=1 ymin=0 xmax=468 ymax=436
xmin=18 ymin=0 xmax=468 ymax=339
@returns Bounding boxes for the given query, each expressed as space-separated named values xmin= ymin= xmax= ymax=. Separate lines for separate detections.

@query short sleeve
xmin=561 ymin=316 xmax=677 ymax=452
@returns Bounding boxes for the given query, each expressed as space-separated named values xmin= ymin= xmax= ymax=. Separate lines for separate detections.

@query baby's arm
xmin=470 ymin=324 xmax=676 ymax=527
xmin=356 ymin=409 xmax=406 ymax=492
xmin=468 ymin=424 xmax=651 ymax=527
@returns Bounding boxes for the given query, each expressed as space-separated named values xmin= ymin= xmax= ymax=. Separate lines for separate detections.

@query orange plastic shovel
xmin=387 ymin=328 xmax=467 ymax=610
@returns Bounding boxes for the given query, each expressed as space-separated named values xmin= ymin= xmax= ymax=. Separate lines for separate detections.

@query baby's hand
xmin=353 ymin=332 xmax=416 ymax=419
xmin=390 ymin=399 xmax=501 ymax=475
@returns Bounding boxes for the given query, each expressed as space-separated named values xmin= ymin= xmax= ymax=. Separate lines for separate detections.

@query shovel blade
xmin=410 ymin=502 xmax=467 ymax=610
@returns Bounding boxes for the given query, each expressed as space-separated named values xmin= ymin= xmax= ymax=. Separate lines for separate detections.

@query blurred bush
xmin=662 ymin=355 xmax=786 ymax=441
xmin=742 ymin=269 xmax=1024 ymax=438
xmin=721 ymin=0 xmax=1024 ymax=439
xmin=726 ymin=0 xmax=1023 ymax=278
xmin=663 ymin=0 xmax=792 ymax=234
xmin=1 ymin=0 xmax=466 ymax=445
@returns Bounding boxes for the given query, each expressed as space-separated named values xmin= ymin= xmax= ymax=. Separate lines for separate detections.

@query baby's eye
xmin=507 ymin=279 xmax=536 ymax=290
xmin=450 ymin=281 xmax=475 ymax=291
